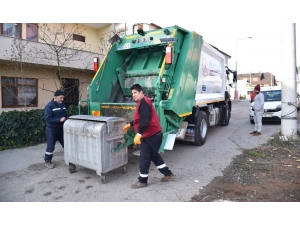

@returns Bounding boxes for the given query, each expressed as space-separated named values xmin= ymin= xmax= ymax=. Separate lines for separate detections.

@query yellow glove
xmin=123 ymin=124 xmax=131 ymax=133
xmin=134 ymin=133 xmax=142 ymax=145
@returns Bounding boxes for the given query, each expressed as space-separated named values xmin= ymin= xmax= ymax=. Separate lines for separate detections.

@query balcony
xmin=0 ymin=35 xmax=103 ymax=70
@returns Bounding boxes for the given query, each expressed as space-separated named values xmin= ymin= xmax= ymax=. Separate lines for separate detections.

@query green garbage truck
xmin=64 ymin=24 xmax=236 ymax=182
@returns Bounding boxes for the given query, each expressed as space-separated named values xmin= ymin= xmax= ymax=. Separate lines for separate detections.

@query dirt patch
xmin=190 ymin=133 xmax=300 ymax=202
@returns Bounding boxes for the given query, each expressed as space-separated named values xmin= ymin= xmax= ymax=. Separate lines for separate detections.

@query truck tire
xmin=194 ymin=110 xmax=208 ymax=146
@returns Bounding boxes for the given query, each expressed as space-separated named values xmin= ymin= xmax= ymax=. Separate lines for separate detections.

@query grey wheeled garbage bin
xmin=64 ymin=115 xmax=128 ymax=183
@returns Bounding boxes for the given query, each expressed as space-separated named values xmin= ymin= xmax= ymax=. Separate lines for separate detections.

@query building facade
xmin=237 ymin=72 xmax=279 ymax=99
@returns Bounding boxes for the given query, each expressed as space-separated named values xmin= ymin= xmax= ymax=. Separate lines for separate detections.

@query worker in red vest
xmin=123 ymin=84 xmax=175 ymax=189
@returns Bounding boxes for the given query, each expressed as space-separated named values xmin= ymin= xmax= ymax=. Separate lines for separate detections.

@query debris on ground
xmin=190 ymin=133 xmax=300 ymax=202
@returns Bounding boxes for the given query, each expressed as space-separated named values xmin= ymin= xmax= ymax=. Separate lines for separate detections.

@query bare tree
xmin=99 ymin=29 xmax=116 ymax=55
xmin=28 ymin=23 xmax=96 ymax=92
xmin=1 ymin=23 xmax=103 ymax=108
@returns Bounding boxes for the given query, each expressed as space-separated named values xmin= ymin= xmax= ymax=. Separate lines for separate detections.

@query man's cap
xmin=54 ymin=90 xmax=64 ymax=96
xmin=254 ymin=85 xmax=260 ymax=91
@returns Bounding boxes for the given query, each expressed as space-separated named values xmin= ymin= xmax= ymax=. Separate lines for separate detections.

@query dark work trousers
xmin=44 ymin=127 xmax=64 ymax=161
xmin=138 ymin=132 xmax=172 ymax=183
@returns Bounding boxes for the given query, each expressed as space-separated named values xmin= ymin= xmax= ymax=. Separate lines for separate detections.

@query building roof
xmin=209 ymin=44 xmax=231 ymax=59
xmin=237 ymin=72 xmax=277 ymax=86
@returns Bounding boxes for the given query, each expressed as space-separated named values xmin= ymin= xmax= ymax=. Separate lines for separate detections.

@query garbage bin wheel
xmin=69 ymin=163 xmax=76 ymax=173
xmin=121 ymin=166 xmax=127 ymax=174
xmin=100 ymin=173 xmax=107 ymax=184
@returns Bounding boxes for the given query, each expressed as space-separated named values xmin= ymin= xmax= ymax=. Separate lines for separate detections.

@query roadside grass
xmin=248 ymin=150 xmax=267 ymax=158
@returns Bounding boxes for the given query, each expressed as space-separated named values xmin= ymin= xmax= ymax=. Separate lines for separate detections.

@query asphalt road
xmin=0 ymin=100 xmax=299 ymax=202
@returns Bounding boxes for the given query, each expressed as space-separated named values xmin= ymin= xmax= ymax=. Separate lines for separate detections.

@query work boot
xmin=161 ymin=173 xmax=175 ymax=182
xmin=250 ymin=131 xmax=257 ymax=135
xmin=45 ymin=160 xmax=55 ymax=169
xmin=131 ymin=181 xmax=148 ymax=189
xmin=253 ymin=132 xmax=261 ymax=136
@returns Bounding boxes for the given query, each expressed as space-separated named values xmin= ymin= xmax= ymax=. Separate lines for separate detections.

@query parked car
xmin=249 ymin=86 xmax=282 ymax=124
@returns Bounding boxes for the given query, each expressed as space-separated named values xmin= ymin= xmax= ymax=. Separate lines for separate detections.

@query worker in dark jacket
xmin=123 ymin=84 xmax=175 ymax=189
xmin=44 ymin=90 xmax=67 ymax=169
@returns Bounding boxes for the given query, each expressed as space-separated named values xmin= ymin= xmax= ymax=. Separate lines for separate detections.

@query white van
xmin=249 ymin=86 xmax=282 ymax=124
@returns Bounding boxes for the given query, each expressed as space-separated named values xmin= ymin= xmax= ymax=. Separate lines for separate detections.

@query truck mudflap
xmin=63 ymin=115 xmax=128 ymax=183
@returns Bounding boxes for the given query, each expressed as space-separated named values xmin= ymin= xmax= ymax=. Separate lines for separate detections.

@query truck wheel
xmin=194 ymin=111 xmax=208 ymax=146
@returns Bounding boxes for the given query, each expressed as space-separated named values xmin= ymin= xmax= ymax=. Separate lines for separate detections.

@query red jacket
xmin=131 ymin=96 xmax=162 ymax=138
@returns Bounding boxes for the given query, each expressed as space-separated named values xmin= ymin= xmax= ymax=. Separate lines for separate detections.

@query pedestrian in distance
xmin=44 ymin=90 xmax=67 ymax=169
xmin=123 ymin=84 xmax=175 ymax=189
xmin=250 ymin=84 xmax=264 ymax=136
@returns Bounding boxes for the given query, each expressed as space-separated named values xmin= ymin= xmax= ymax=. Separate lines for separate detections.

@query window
xmin=26 ymin=23 xmax=38 ymax=42
xmin=73 ymin=34 xmax=85 ymax=42
xmin=62 ymin=78 xmax=79 ymax=107
xmin=1 ymin=77 xmax=38 ymax=107
xmin=262 ymin=90 xmax=281 ymax=102
xmin=0 ymin=23 xmax=22 ymax=38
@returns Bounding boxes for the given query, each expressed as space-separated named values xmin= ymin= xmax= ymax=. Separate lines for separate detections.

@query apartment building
xmin=0 ymin=23 xmax=161 ymax=112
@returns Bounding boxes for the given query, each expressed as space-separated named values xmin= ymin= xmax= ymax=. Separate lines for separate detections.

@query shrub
xmin=0 ymin=109 xmax=46 ymax=151
xmin=67 ymin=104 xmax=88 ymax=117
xmin=0 ymin=105 xmax=88 ymax=151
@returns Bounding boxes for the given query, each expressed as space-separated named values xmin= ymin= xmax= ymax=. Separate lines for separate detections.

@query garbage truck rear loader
xmin=64 ymin=25 xmax=234 ymax=182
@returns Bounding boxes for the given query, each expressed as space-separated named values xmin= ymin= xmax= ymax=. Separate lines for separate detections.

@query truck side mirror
xmin=233 ymin=71 xmax=237 ymax=83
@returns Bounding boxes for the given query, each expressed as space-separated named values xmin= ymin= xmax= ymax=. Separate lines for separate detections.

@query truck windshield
xmin=261 ymin=90 xmax=281 ymax=102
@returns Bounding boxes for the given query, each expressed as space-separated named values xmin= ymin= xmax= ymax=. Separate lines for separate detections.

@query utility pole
xmin=281 ymin=23 xmax=298 ymax=139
